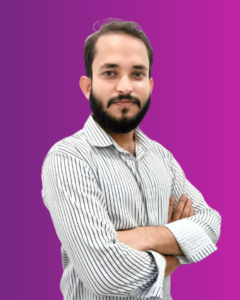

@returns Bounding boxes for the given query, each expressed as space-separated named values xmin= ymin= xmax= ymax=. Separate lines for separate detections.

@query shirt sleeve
xmin=163 ymin=152 xmax=222 ymax=264
xmin=41 ymin=151 xmax=167 ymax=299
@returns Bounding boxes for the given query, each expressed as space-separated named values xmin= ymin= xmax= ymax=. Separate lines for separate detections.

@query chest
xmin=94 ymin=147 xmax=173 ymax=230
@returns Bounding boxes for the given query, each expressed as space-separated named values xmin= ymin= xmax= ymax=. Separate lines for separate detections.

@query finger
xmin=189 ymin=207 xmax=195 ymax=217
xmin=171 ymin=194 xmax=188 ymax=221
xmin=180 ymin=198 xmax=192 ymax=219
xmin=168 ymin=197 xmax=175 ymax=223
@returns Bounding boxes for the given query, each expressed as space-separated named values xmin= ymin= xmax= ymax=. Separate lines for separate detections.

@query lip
xmin=113 ymin=100 xmax=134 ymax=106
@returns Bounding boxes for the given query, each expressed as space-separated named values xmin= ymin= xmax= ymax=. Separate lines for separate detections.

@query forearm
xmin=117 ymin=228 xmax=181 ymax=278
xmin=117 ymin=226 xmax=152 ymax=251
xmin=149 ymin=226 xmax=184 ymax=256
xmin=164 ymin=255 xmax=180 ymax=278
xmin=117 ymin=225 xmax=184 ymax=256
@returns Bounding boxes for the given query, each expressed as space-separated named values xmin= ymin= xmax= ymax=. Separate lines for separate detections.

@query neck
xmin=104 ymin=126 xmax=136 ymax=156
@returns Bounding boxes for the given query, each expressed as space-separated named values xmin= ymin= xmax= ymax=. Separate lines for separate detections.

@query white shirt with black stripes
xmin=41 ymin=114 xmax=221 ymax=300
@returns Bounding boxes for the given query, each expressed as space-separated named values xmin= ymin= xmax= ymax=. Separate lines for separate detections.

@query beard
xmin=89 ymin=88 xmax=151 ymax=134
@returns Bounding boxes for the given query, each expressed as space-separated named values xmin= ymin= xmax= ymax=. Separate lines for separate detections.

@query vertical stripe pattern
xmin=41 ymin=114 xmax=221 ymax=300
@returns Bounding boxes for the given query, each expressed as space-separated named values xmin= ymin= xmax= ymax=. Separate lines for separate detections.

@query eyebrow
xmin=99 ymin=63 xmax=148 ymax=72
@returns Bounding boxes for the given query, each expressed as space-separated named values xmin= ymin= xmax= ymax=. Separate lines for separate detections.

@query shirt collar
xmin=83 ymin=114 xmax=153 ymax=151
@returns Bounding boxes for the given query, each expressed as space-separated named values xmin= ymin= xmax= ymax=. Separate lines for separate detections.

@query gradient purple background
xmin=1 ymin=1 xmax=239 ymax=299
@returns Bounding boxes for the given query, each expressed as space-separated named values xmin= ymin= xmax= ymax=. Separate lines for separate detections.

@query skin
xmin=80 ymin=33 xmax=154 ymax=155
xmin=79 ymin=33 xmax=195 ymax=278
xmin=117 ymin=194 xmax=195 ymax=278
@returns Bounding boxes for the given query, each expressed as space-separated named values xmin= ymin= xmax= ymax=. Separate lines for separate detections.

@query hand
xmin=168 ymin=194 xmax=195 ymax=224
xmin=116 ymin=194 xmax=195 ymax=254
xmin=164 ymin=255 xmax=180 ymax=278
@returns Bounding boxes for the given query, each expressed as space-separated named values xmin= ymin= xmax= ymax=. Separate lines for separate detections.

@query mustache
xmin=107 ymin=95 xmax=141 ymax=108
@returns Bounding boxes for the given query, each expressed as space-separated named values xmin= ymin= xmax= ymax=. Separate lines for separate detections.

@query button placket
xmin=136 ymin=160 xmax=156 ymax=226
xmin=118 ymin=152 xmax=135 ymax=174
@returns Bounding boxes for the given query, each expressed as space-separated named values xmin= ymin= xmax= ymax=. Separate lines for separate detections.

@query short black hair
xmin=83 ymin=18 xmax=153 ymax=80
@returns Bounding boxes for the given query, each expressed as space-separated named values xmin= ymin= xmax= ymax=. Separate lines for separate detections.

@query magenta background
xmin=1 ymin=0 xmax=239 ymax=299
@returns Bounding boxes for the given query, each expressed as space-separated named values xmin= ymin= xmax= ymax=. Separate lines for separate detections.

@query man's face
xmin=89 ymin=33 xmax=153 ymax=134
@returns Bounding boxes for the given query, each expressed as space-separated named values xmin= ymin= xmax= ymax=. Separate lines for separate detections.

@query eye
xmin=103 ymin=71 xmax=116 ymax=76
xmin=103 ymin=71 xmax=145 ymax=78
xmin=133 ymin=72 xmax=145 ymax=78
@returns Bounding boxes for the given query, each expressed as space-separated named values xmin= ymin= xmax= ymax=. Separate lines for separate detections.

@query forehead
xmin=92 ymin=33 xmax=149 ymax=70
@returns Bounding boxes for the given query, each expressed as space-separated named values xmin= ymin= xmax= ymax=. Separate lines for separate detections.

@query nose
xmin=116 ymin=75 xmax=133 ymax=95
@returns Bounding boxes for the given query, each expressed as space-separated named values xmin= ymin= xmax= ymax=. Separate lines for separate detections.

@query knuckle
xmin=179 ymin=198 xmax=186 ymax=203
xmin=180 ymin=195 xmax=188 ymax=201
xmin=174 ymin=207 xmax=181 ymax=214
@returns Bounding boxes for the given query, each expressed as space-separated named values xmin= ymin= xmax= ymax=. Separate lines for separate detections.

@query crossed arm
xmin=117 ymin=194 xmax=196 ymax=278
xmin=117 ymin=153 xmax=222 ymax=278
xmin=42 ymin=151 xmax=221 ymax=298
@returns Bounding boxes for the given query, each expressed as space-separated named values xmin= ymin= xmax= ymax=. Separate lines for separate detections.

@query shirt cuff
xmin=164 ymin=219 xmax=218 ymax=263
xmin=129 ymin=250 xmax=166 ymax=299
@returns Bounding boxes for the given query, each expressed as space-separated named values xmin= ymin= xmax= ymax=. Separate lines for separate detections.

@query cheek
xmin=93 ymin=82 xmax=108 ymax=96
xmin=134 ymin=81 xmax=149 ymax=94
xmin=97 ymin=81 xmax=116 ymax=97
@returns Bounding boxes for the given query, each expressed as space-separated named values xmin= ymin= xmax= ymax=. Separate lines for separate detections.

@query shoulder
xmin=144 ymin=134 xmax=173 ymax=162
xmin=41 ymin=129 xmax=96 ymax=170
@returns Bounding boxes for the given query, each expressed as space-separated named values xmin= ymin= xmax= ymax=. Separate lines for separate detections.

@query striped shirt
xmin=41 ymin=114 xmax=221 ymax=300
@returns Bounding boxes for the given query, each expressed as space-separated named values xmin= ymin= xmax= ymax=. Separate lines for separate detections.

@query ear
xmin=79 ymin=76 xmax=91 ymax=100
xmin=149 ymin=77 xmax=154 ymax=95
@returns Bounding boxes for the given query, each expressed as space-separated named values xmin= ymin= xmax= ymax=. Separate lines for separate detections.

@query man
xmin=41 ymin=19 xmax=221 ymax=300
